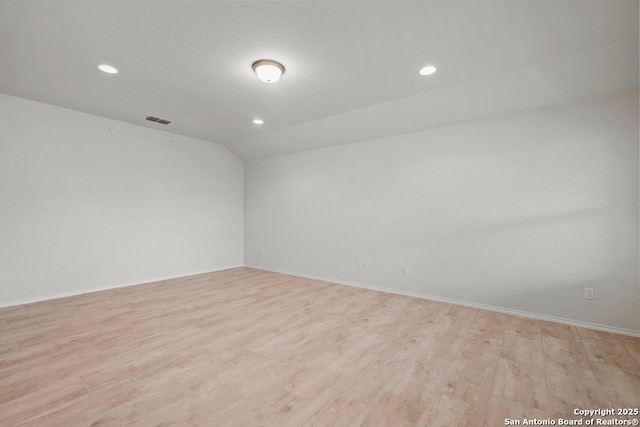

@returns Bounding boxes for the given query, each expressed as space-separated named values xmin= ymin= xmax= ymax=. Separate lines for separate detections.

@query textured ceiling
xmin=0 ymin=0 xmax=638 ymax=160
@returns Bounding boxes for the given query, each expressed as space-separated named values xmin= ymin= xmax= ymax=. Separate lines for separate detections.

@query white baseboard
xmin=0 ymin=264 xmax=245 ymax=309
xmin=248 ymin=265 xmax=640 ymax=338
xmin=6 ymin=264 xmax=637 ymax=338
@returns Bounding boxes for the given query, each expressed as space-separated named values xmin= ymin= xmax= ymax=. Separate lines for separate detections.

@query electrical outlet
xmin=401 ymin=265 xmax=409 ymax=275
xmin=124 ymin=259 xmax=130 ymax=269
xmin=355 ymin=260 xmax=363 ymax=270
xmin=584 ymin=288 xmax=594 ymax=300
xmin=259 ymin=249 xmax=265 ymax=256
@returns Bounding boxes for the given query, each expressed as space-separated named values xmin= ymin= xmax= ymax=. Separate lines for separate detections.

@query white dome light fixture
xmin=252 ymin=59 xmax=285 ymax=83
xmin=252 ymin=119 xmax=264 ymax=125
xmin=98 ymin=64 xmax=118 ymax=74
xmin=419 ymin=65 xmax=437 ymax=76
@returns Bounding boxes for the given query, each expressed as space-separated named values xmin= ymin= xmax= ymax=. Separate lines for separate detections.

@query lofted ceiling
xmin=0 ymin=0 xmax=638 ymax=160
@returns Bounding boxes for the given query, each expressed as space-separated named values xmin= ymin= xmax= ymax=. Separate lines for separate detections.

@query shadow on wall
xmin=245 ymin=91 xmax=639 ymax=331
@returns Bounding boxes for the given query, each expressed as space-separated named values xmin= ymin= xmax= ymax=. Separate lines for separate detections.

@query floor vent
xmin=145 ymin=115 xmax=172 ymax=125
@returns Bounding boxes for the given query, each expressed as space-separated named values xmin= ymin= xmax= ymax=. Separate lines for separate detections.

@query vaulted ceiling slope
xmin=0 ymin=1 xmax=638 ymax=160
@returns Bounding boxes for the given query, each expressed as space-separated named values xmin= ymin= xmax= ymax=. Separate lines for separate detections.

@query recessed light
xmin=419 ymin=65 xmax=437 ymax=76
xmin=98 ymin=64 xmax=118 ymax=74
xmin=252 ymin=59 xmax=285 ymax=83
xmin=253 ymin=119 xmax=264 ymax=125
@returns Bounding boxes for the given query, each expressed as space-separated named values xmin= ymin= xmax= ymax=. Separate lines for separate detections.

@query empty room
xmin=1 ymin=1 xmax=639 ymax=426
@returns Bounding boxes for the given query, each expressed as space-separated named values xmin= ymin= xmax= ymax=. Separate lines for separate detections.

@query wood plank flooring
xmin=1 ymin=267 xmax=638 ymax=426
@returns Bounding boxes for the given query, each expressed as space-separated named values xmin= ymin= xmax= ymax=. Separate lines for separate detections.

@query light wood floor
xmin=1 ymin=268 xmax=638 ymax=426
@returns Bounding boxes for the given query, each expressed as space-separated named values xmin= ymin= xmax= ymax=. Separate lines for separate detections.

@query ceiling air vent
xmin=145 ymin=115 xmax=172 ymax=125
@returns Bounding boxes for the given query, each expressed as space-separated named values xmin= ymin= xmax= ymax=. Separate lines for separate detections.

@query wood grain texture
xmin=0 ymin=267 xmax=638 ymax=426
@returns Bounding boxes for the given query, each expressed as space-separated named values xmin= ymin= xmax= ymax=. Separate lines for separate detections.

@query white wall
xmin=0 ymin=93 xmax=244 ymax=306
xmin=245 ymin=91 xmax=640 ymax=334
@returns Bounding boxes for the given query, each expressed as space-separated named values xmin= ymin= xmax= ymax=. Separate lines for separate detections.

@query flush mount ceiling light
xmin=252 ymin=119 xmax=264 ymax=125
xmin=252 ymin=59 xmax=285 ymax=83
xmin=419 ymin=65 xmax=437 ymax=76
xmin=98 ymin=64 xmax=118 ymax=74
